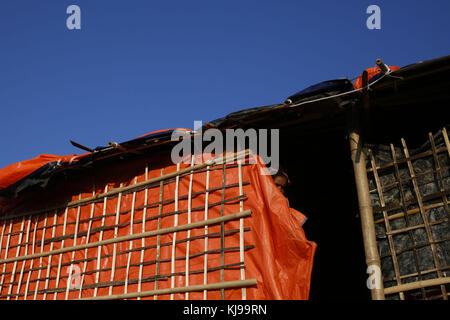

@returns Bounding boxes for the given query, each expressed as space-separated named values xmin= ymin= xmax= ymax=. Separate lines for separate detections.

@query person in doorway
xmin=271 ymin=169 xmax=290 ymax=197
xmin=271 ymin=168 xmax=308 ymax=227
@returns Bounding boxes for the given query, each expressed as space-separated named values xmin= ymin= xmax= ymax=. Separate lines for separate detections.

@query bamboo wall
xmin=366 ymin=127 xmax=450 ymax=300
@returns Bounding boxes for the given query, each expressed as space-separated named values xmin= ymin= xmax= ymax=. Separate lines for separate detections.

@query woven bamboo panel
xmin=366 ymin=127 xmax=450 ymax=300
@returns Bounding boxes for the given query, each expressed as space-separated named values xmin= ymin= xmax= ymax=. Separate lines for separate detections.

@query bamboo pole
xmin=152 ymin=167 xmax=164 ymax=300
xmin=0 ymin=222 xmax=6 ymax=261
xmin=78 ymin=185 xmax=97 ymax=298
xmin=53 ymin=207 xmax=69 ymax=300
xmin=0 ymin=221 xmax=13 ymax=295
xmin=16 ymin=216 xmax=33 ymax=300
xmin=384 ymin=265 xmax=450 ymax=283
xmin=347 ymin=71 xmax=385 ymax=300
xmin=78 ymin=279 xmax=257 ymax=301
xmin=170 ymin=162 xmax=181 ymax=300
xmin=203 ymin=164 xmax=210 ymax=300
xmin=374 ymin=201 xmax=450 ymax=224
xmin=23 ymin=215 xmax=39 ymax=299
xmin=185 ymin=156 xmax=195 ymax=300
xmin=7 ymin=216 xmax=26 ymax=300
xmin=34 ymin=212 xmax=48 ymax=300
xmin=43 ymin=211 xmax=58 ymax=300
xmin=442 ymin=127 xmax=450 ymax=159
xmin=384 ymin=277 xmax=450 ymax=295
xmin=124 ymin=178 xmax=138 ymax=296
xmin=238 ymin=159 xmax=246 ymax=300
xmin=109 ymin=183 xmax=124 ymax=297
xmin=94 ymin=184 xmax=109 ymax=297
xmin=65 ymin=193 xmax=82 ymax=300
xmin=138 ymin=165 xmax=150 ymax=300
xmin=220 ymin=162 xmax=226 ymax=300
xmin=369 ymin=152 xmax=404 ymax=299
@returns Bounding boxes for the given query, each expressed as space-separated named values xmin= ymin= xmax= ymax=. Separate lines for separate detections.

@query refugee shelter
xmin=0 ymin=54 xmax=449 ymax=300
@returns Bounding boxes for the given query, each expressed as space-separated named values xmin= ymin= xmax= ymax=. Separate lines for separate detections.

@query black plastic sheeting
xmin=366 ymin=127 xmax=450 ymax=299
xmin=285 ymin=78 xmax=355 ymax=104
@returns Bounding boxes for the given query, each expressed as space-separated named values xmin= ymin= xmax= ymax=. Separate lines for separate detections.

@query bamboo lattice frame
xmin=367 ymin=127 xmax=450 ymax=300
xmin=0 ymin=150 xmax=256 ymax=300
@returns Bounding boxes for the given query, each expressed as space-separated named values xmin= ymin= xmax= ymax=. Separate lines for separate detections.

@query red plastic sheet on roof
xmin=0 ymin=152 xmax=316 ymax=300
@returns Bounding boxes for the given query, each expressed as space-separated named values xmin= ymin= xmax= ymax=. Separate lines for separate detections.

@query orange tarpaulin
xmin=0 ymin=154 xmax=85 ymax=190
xmin=353 ymin=65 xmax=401 ymax=89
xmin=0 ymin=152 xmax=316 ymax=300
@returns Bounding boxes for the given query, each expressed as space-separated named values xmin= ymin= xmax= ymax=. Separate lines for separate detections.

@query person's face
xmin=273 ymin=175 xmax=288 ymax=196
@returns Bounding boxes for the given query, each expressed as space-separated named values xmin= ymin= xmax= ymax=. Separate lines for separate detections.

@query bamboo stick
xmin=170 ymin=162 xmax=181 ymax=300
xmin=65 ymin=193 xmax=82 ymax=300
xmin=78 ymin=279 xmax=257 ymax=301
xmin=374 ymin=201 xmax=450 ymax=224
xmin=0 ymin=210 xmax=252 ymax=266
xmin=381 ymin=218 xmax=448 ymax=237
xmin=372 ymin=188 xmax=450 ymax=216
xmin=238 ymin=159 xmax=246 ymax=300
xmin=33 ymin=212 xmax=48 ymax=300
xmin=0 ymin=221 xmax=13 ymax=295
xmin=0 ymin=222 xmax=6 ymax=261
xmin=348 ymin=75 xmax=385 ymax=300
xmin=442 ymin=127 xmax=450 ymax=159
xmin=78 ymin=185 xmax=96 ymax=298
xmin=23 ymin=215 xmax=39 ymax=299
xmin=369 ymin=152 xmax=404 ymax=299
xmin=153 ymin=168 xmax=164 ymax=300
xmin=369 ymin=165 xmax=450 ymax=193
xmin=109 ymin=183 xmax=124 ymax=296
xmin=16 ymin=216 xmax=32 ymax=300
xmin=384 ymin=277 xmax=450 ymax=295
xmin=94 ymin=184 xmax=109 ymax=297
xmin=220 ymin=162 xmax=226 ymax=300
xmin=203 ymin=164 xmax=210 ymax=300
xmin=124 ymin=178 xmax=138 ymax=296
xmin=7 ymin=216 xmax=26 ymax=300
xmin=138 ymin=165 xmax=150 ymax=300
xmin=53 ymin=207 xmax=69 ymax=300
xmin=383 ymin=264 xmax=450 ymax=282
xmin=43 ymin=211 xmax=57 ymax=300
xmin=185 ymin=156 xmax=195 ymax=300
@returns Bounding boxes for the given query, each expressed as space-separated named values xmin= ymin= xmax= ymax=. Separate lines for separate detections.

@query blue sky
xmin=0 ymin=0 xmax=449 ymax=169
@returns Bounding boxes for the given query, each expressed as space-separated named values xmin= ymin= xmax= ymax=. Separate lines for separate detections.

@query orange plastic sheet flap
xmin=0 ymin=154 xmax=83 ymax=191
xmin=353 ymin=65 xmax=401 ymax=89
xmin=0 ymin=152 xmax=316 ymax=300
